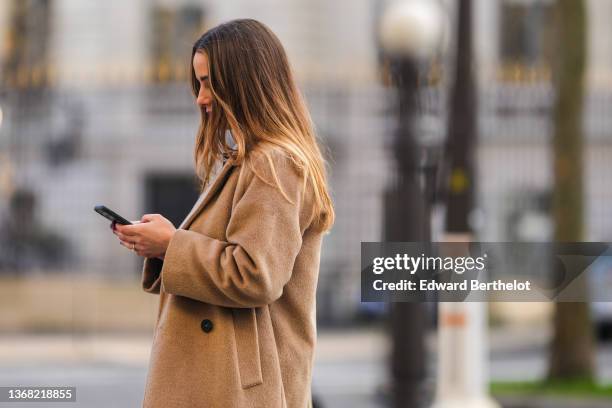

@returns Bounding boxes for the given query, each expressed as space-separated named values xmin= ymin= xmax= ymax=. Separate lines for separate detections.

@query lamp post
xmin=378 ymin=1 xmax=446 ymax=407
xmin=433 ymin=1 xmax=499 ymax=407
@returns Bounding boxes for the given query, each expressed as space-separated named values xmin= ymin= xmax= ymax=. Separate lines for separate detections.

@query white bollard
xmin=431 ymin=234 xmax=499 ymax=408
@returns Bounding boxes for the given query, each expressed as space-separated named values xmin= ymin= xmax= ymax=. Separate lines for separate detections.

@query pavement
xmin=0 ymin=326 xmax=611 ymax=407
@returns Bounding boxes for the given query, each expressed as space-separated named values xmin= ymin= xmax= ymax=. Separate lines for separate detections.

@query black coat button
xmin=201 ymin=319 xmax=213 ymax=333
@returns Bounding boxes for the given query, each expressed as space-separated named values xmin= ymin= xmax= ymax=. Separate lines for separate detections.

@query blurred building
xmin=474 ymin=0 xmax=612 ymax=247
xmin=0 ymin=0 xmax=611 ymax=323
xmin=0 ymin=0 xmax=387 ymax=324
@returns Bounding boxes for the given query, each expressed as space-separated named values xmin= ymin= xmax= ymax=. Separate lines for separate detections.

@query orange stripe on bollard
xmin=441 ymin=312 xmax=467 ymax=327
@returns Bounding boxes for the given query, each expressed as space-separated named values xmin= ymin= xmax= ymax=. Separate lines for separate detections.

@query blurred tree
xmin=548 ymin=0 xmax=594 ymax=381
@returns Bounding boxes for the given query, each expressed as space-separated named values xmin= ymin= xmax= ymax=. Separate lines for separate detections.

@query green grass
xmin=491 ymin=379 xmax=612 ymax=398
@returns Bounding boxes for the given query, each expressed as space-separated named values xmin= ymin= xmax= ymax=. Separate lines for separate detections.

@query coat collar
xmin=179 ymin=158 xmax=237 ymax=230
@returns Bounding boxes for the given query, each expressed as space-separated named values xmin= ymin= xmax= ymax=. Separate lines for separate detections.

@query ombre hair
xmin=190 ymin=19 xmax=334 ymax=231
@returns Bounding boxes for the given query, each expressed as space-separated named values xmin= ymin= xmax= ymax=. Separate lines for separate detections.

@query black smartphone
xmin=94 ymin=205 xmax=132 ymax=225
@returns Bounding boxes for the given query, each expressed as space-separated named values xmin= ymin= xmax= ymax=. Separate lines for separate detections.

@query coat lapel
xmin=179 ymin=159 xmax=236 ymax=230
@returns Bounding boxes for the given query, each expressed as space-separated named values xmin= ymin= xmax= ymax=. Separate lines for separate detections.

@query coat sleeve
xmin=152 ymin=150 xmax=312 ymax=308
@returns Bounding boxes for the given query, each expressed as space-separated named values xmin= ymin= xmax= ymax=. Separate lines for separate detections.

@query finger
xmin=141 ymin=214 xmax=159 ymax=223
xmin=119 ymin=239 xmax=141 ymax=253
xmin=110 ymin=221 xmax=116 ymax=231
xmin=115 ymin=222 xmax=140 ymax=231
xmin=118 ymin=236 xmax=138 ymax=245
xmin=116 ymin=224 xmax=140 ymax=237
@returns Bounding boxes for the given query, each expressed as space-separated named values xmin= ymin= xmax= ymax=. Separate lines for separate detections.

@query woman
xmin=112 ymin=19 xmax=333 ymax=407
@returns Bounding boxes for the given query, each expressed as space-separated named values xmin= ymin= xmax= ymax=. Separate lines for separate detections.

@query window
xmin=150 ymin=4 xmax=206 ymax=83
xmin=2 ymin=0 xmax=52 ymax=88
xmin=499 ymin=0 xmax=554 ymax=82
xmin=144 ymin=173 xmax=201 ymax=228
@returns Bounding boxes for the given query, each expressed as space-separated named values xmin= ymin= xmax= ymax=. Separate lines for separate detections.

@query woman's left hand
xmin=113 ymin=214 xmax=176 ymax=259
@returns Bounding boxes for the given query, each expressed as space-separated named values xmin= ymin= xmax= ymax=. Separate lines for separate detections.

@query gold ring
xmin=131 ymin=242 xmax=136 ymax=251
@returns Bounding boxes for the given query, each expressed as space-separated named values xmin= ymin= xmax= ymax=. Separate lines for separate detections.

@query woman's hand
xmin=112 ymin=214 xmax=176 ymax=259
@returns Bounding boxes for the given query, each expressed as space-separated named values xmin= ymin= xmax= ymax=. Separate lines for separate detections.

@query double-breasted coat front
xmin=140 ymin=147 xmax=323 ymax=408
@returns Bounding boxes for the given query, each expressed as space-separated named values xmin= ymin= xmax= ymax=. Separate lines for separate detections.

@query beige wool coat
xmin=140 ymin=147 xmax=323 ymax=408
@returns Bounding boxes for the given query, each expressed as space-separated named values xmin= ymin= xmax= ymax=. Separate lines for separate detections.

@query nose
xmin=197 ymin=87 xmax=210 ymax=107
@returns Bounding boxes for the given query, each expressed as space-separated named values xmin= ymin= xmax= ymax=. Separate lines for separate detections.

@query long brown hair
xmin=190 ymin=19 xmax=334 ymax=231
